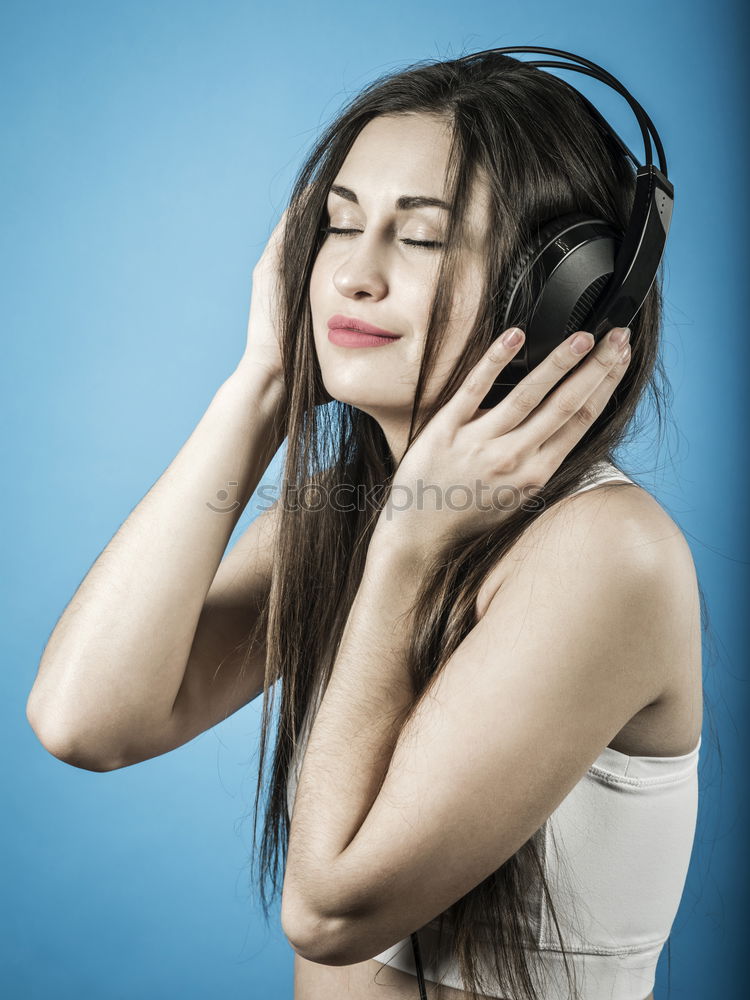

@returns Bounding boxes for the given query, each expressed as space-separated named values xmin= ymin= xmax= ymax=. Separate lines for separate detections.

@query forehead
xmin=334 ymin=113 xmax=455 ymax=197
xmin=330 ymin=113 xmax=491 ymax=245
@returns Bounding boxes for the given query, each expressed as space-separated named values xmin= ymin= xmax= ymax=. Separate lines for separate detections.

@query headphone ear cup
xmin=496 ymin=213 xmax=593 ymax=328
xmin=498 ymin=211 xmax=609 ymax=329
xmin=480 ymin=212 xmax=623 ymax=410
xmin=525 ymin=216 xmax=623 ymax=363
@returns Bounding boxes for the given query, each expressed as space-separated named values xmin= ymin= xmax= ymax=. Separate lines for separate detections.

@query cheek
xmin=446 ymin=265 xmax=485 ymax=331
xmin=308 ymin=250 xmax=341 ymax=315
xmin=308 ymin=258 xmax=324 ymax=304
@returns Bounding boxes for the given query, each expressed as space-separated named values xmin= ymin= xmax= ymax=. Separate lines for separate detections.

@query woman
xmin=27 ymin=51 xmax=702 ymax=1000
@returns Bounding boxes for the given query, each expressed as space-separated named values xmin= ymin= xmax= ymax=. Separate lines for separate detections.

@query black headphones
xmin=464 ymin=45 xmax=675 ymax=410
xmin=407 ymin=46 xmax=673 ymax=998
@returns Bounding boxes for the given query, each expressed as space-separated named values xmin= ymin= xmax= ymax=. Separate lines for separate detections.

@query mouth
xmin=327 ymin=327 xmax=402 ymax=348
xmin=327 ymin=314 xmax=401 ymax=339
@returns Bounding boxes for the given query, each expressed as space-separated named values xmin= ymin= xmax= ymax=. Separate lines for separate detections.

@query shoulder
xmin=472 ymin=480 xmax=699 ymax=714
xmin=476 ymin=480 xmax=696 ymax=622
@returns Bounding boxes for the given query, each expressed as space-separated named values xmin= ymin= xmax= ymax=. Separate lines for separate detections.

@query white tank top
xmin=285 ymin=460 xmax=701 ymax=999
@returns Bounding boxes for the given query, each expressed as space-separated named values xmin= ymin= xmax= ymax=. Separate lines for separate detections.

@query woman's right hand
xmin=238 ymin=205 xmax=290 ymax=392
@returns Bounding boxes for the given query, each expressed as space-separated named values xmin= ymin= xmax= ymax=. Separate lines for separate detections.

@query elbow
xmin=25 ymin=693 xmax=124 ymax=772
xmin=283 ymin=916 xmax=353 ymax=967
xmin=286 ymin=924 xmax=370 ymax=967
xmin=281 ymin=885 xmax=363 ymax=966
xmin=281 ymin=885 xmax=321 ymax=960
xmin=281 ymin=883 xmax=346 ymax=965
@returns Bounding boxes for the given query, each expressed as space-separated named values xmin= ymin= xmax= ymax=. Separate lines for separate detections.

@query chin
xmin=322 ymin=382 xmax=413 ymax=414
xmin=328 ymin=391 xmax=413 ymax=414
xmin=320 ymin=367 xmax=404 ymax=405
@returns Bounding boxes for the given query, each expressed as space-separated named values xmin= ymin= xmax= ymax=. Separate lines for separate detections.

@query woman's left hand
xmin=371 ymin=324 xmax=632 ymax=563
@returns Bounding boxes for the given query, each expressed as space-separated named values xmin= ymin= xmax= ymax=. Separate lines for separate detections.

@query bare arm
xmin=26 ymin=362 xmax=286 ymax=771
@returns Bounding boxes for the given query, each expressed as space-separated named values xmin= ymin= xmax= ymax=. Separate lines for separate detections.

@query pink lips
xmin=327 ymin=313 xmax=402 ymax=348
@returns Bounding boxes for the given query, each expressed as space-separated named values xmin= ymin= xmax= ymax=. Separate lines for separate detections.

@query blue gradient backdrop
xmin=2 ymin=1 xmax=746 ymax=997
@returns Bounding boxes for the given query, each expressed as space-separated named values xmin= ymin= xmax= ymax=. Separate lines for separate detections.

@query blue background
xmin=2 ymin=0 xmax=747 ymax=996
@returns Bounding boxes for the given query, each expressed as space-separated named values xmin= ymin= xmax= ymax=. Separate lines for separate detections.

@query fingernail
xmin=611 ymin=327 xmax=631 ymax=347
xmin=571 ymin=332 xmax=594 ymax=354
xmin=502 ymin=327 xmax=524 ymax=347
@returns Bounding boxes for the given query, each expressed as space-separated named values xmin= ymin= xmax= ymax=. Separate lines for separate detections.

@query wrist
xmin=368 ymin=522 xmax=431 ymax=580
xmin=222 ymin=363 xmax=288 ymax=450
xmin=356 ymin=536 xmax=427 ymax=654
xmin=229 ymin=352 xmax=286 ymax=396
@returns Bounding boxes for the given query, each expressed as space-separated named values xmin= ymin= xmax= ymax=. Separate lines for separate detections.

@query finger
xmin=531 ymin=338 xmax=631 ymax=462
xmin=477 ymin=325 xmax=629 ymax=438
xmin=446 ymin=327 xmax=526 ymax=426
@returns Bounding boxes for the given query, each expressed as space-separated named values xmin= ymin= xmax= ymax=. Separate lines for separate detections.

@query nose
xmin=331 ymin=234 xmax=388 ymax=301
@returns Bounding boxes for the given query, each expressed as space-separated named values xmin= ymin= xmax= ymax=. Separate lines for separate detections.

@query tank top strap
xmin=571 ymin=459 xmax=636 ymax=495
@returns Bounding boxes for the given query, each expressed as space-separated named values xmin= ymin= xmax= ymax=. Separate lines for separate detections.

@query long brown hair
xmin=239 ymin=50 xmax=713 ymax=999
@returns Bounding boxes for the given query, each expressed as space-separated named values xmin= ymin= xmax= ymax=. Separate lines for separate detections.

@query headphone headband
xmin=452 ymin=45 xmax=667 ymax=173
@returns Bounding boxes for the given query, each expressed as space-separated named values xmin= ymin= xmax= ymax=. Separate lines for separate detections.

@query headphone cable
xmin=410 ymin=931 xmax=428 ymax=1000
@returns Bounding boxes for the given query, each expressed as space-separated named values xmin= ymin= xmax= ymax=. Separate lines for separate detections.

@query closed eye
xmin=319 ymin=226 xmax=443 ymax=250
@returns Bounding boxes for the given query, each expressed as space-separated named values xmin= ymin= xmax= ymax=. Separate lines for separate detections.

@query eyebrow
xmin=329 ymin=184 xmax=452 ymax=213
